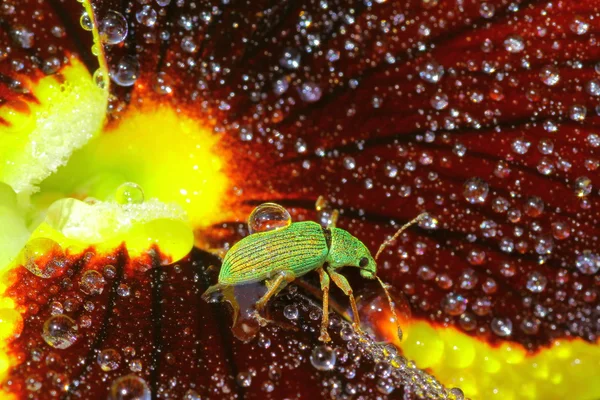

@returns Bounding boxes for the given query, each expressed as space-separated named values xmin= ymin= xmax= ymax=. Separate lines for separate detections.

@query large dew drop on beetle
xmin=248 ymin=202 xmax=291 ymax=234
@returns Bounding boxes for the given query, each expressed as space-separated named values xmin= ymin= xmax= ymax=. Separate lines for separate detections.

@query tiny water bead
xmin=310 ymin=345 xmax=336 ymax=371
xmin=99 ymin=10 xmax=128 ymax=45
xmin=109 ymin=375 xmax=150 ymax=400
xmin=115 ymin=182 xmax=145 ymax=204
xmin=98 ymin=349 xmax=122 ymax=371
xmin=441 ymin=293 xmax=467 ymax=316
xmin=42 ymin=315 xmax=78 ymax=349
xmin=283 ymin=304 xmax=299 ymax=320
xmin=575 ymin=250 xmax=599 ymax=275
xmin=247 ymin=203 xmax=292 ymax=234
xmin=80 ymin=270 xmax=106 ymax=295
xmin=490 ymin=317 xmax=513 ymax=337
xmin=463 ymin=177 xmax=489 ymax=204
xmin=526 ymin=271 xmax=548 ymax=293
xmin=573 ymin=176 xmax=592 ymax=197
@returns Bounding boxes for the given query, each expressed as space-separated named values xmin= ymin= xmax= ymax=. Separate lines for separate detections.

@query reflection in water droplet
xmin=115 ymin=182 xmax=145 ymax=204
xmin=310 ymin=345 xmax=336 ymax=371
xmin=573 ymin=176 xmax=592 ymax=197
xmin=136 ymin=5 xmax=157 ymax=27
xmin=526 ymin=271 xmax=547 ymax=293
xmin=99 ymin=10 xmax=128 ymax=45
xmin=80 ymin=270 xmax=106 ymax=295
xmin=490 ymin=317 xmax=513 ymax=337
xmin=441 ymin=293 xmax=467 ymax=316
xmin=419 ymin=60 xmax=444 ymax=83
xmin=462 ymin=177 xmax=489 ymax=204
xmin=111 ymin=56 xmax=140 ymax=87
xmin=98 ymin=349 xmax=122 ymax=371
xmin=109 ymin=375 xmax=150 ymax=400
xmin=298 ymin=82 xmax=322 ymax=103
xmin=279 ymin=48 xmax=301 ymax=70
xmin=575 ymin=250 xmax=599 ymax=275
xmin=503 ymin=34 xmax=525 ymax=53
xmin=42 ymin=315 xmax=78 ymax=349
xmin=539 ymin=65 xmax=560 ymax=86
xmin=248 ymin=203 xmax=292 ymax=234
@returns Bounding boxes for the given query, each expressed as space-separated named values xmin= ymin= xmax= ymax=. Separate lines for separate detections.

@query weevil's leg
xmin=327 ymin=269 xmax=363 ymax=334
xmin=255 ymin=270 xmax=296 ymax=324
xmin=316 ymin=267 xmax=331 ymax=342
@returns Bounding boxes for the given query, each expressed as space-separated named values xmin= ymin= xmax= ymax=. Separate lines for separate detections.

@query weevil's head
xmin=327 ymin=228 xmax=377 ymax=279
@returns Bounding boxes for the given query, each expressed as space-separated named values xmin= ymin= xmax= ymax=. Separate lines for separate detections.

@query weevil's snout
xmin=360 ymin=268 xmax=376 ymax=279
xmin=358 ymin=255 xmax=377 ymax=279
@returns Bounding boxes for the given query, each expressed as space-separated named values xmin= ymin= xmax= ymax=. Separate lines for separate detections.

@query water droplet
xmin=136 ymin=5 xmax=157 ymax=27
xmin=573 ymin=176 xmax=592 ymax=197
xmin=511 ymin=137 xmax=531 ymax=154
xmin=441 ymin=293 xmax=467 ymax=316
xmin=418 ymin=213 xmax=438 ymax=230
xmin=472 ymin=297 xmax=492 ymax=316
xmin=109 ymin=375 xmax=150 ymax=400
xmin=575 ymin=250 xmax=599 ymax=275
xmin=526 ymin=271 xmax=548 ymax=293
xmin=459 ymin=312 xmax=477 ymax=331
xmin=419 ymin=60 xmax=444 ymax=83
xmin=586 ymin=79 xmax=600 ymax=97
xmin=283 ymin=305 xmax=299 ymax=320
xmin=480 ymin=220 xmax=497 ymax=238
xmin=115 ymin=182 xmax=145 ymax=204
xmin=479 ymin=2 xmax=495 ymax=18
xmin=376 ymin=379 xmax=394 ymax=394
xmin=570 ymin=16 xmax=589 ymax=35
xmin=298 ymin=82 xmax=322 ymax=103
xmin=117 ymin=284 xmax=131 ymax=297
xmin=539 ymin=65 xmax=560 ymax=86
xmin=569 ymin=104 xmax=587 ymax=122
xmin=463 ymin=177 xmax=489 ymax=204
xmin=430 ymin=93 xmax=448 ymax=110
xmin=248 ymin=203 xmax=292 ymax=234
xmin=11 ymin=25 xmax=34 ymax=49
xmin=80 ymin=12 xmax=94 ymax=31
xmin=279 ymin=48 xmax=300 ymax=70
xmin=503 ymin=34 xmax=525 ymax=53
xmin=236 ymin=372 xmax=252 ymax=388
xmin=490 ymin=317 xmax=513 ymax=337
xmin=310 ymin=345 xmax=336 ymax=371
xmin=181 ymin=36 xmax=197 ymax=53
xmin=110 ymin=55 xmax=140 ymax=87
xmin=272 ymin=76 xmax=289 ymax=96
xmin=98 ymin=349 xmax=122 ymax=371
xmin=520 ymin=318 xmax=540 ymax=335
xmin=524 ymin=196 xmax=544 ymax=217
xmin=80 ymin=270 xmax=106 ymax=295
xmin=551 ymin=221 xmax=570 ymax=240
xmin=99 ymin=10 xmax=128 ymax=45
xmin=42 ymin=315 xmax=78 ymax=349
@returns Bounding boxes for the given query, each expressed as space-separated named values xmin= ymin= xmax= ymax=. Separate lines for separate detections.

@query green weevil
xmin=203 ymin=210 xmax=425 ymax=342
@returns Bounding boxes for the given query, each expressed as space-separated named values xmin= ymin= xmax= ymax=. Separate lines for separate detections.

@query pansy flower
xmin=0 ymin=0 xmax=598 ymax=398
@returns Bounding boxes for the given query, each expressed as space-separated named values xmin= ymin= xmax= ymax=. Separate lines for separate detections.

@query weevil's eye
xmin=359 ymin=257 xmax=369 ymax=267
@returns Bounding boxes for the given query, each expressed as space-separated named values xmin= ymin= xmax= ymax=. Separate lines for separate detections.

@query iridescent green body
xmin=204 ymin=213 xmax=422 ymax=343
xmin=217 ymin=221 xmax=376 ymax=286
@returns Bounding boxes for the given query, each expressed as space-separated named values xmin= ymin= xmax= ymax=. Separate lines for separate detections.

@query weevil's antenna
xmin=374 ymin=213 xmax=428 ymax=262
xmin=375 ymin=275 xmax=404 ymax=340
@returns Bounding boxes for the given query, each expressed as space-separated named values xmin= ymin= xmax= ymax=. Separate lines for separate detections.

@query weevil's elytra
xmin=203 ymin=203 xmax=425 ymax=342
